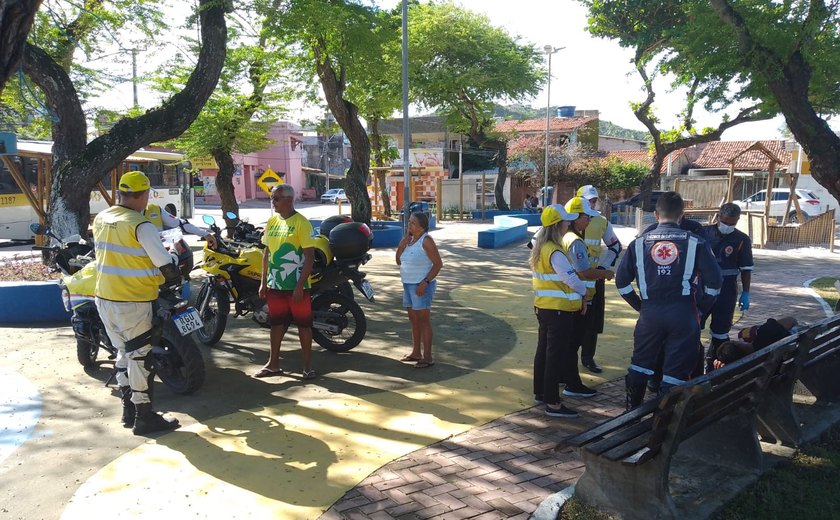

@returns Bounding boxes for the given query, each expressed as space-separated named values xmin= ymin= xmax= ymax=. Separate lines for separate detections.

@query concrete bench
xmin=477 ymin=216 xmax=528 ymax=249
xmin=561 ymin=340 xmax=792 ymax=520
xmin=471 ymin=210 xmax=543 ymax=226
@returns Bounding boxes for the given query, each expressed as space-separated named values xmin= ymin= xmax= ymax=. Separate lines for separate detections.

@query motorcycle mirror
xmin=225 ymin=211 xmax=238 ymax=220
xmin=30 ymin=223 xmax=46 ymax=235
xmin=202 ymin=215 xmax=216 ymax=226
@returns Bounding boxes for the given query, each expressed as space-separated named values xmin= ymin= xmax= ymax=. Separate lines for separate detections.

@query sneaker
xmin=302 ymin=369 xmax=317 ymax=380
xmin=534 ymin=395 xmax=545 ymax=405
xmin=545 ymin=404 xmax=579 ymax=418
xmin=563 ymin=384 xmax=597 ymax=398
xmin=582 ymin=359 xmax=603 ymax=374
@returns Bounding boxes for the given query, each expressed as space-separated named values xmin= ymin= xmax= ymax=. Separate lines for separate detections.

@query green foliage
xmin=153 ymin=12 xmax=290 ymax=160
xmin=598 ymin=121 xmax=650 ymax=142
xmin=407 ymin=1 xmax=544 ymax=141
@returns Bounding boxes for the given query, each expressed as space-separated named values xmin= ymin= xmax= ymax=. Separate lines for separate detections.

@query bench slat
xmin=585 ymin=417 xmax=655 ymax=458
xmin=563 ymin=397 xmax=662 ymax=447
xmin=681 ymin=385 xmax=762 ymax=439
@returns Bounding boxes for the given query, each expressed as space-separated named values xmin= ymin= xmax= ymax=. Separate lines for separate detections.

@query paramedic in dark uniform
xmin=701 ymin=202 xmax=753 ymax=370
xmin=575 ymin=185 xmax=622 ymax=373
xmin=615 ymin=192 xmax=722 ymax=411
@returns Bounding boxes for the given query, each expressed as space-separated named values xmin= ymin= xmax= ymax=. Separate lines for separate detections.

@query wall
xmin=599 ymin=136 xmax=648 ymax=152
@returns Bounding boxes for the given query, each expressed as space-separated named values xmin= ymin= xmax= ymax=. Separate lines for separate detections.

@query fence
xmin=766 ymin=209 xmax=835 ymax=251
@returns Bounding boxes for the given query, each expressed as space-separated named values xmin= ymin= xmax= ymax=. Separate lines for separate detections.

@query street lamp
xmin=543 ymin=45 xmax=563 ymax=207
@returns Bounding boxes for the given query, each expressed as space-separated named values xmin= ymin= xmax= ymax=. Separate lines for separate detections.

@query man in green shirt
xmin=256 ymin=184 xmax=316 ymax=380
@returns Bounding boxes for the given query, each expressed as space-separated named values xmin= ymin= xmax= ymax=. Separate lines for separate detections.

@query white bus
xmin=0 ymin=141 xmax=193 ymax=241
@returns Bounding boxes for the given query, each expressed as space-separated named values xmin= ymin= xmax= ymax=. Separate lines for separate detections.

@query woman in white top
xmin=396 ymin=212 xmax=443 ymax=368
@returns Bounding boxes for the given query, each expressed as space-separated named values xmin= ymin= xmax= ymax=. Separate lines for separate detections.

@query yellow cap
xmin=565 ymin=196 xmax=599 ymax=217
xmin=118 ymin=171 xmax=150 ymax=193
xmin=541 ymin=204 xmax=575 ymax=227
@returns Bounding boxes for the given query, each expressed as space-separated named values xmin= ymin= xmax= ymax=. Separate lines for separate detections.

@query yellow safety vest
xmin=93 ymin=206 xmax=164 ymax=302
xmin=532 ymin=241 xmax=582 ymax=312
xmin=563 ymin=230 xmax=596 ymax=299
xmin=584 ymin=215 xmax=608 ymax=267
xmin=142 ymin=203 xmax=164 ymax=231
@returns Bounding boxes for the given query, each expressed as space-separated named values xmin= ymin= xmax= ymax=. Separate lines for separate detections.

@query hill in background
xmin=494 ymin=104 xmax=650 ymax=142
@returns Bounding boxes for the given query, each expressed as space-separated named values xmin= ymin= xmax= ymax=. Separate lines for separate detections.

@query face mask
xmin=718 ymin=222 xmax=736 ymax=235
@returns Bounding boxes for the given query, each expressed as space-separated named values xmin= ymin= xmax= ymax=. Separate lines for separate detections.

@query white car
xmin=320 ymin=188 xmax=348 ymax=204
xmin=735 ymin=188 xmax=822 ymax=222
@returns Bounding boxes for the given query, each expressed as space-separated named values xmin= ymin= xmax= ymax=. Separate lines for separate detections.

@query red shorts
xmin=266 ymin=288 xmax=313 ymax=328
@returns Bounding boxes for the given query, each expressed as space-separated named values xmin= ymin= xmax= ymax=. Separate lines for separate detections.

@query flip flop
xmin=253 ymin=367 xmax=284 ymax=378
xmin=400 ymin=354 xmax=422 ymax=362
xmin=414 ymin=360 xmax=435 ymax=368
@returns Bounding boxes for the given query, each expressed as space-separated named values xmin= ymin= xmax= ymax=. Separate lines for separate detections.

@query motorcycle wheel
xmin=152 ymin=327 xmax=206 ymax=395
xmin=194 ymin=283 xmax=229 ymax=346
xmin=76 ymin=328 xmax=105 ymax=367
xmin=311 ymin=292 xmax=367 ymax=353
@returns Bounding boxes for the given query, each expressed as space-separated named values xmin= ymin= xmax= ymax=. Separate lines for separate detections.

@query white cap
xmin=577 ymin=185 xmax=599 ymax=200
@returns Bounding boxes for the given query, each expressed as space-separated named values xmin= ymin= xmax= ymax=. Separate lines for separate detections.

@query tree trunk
xmin=369 ymin=118 xmax=391 ymax=217
xmin=710 ymin=0 xmax=840 ymax=202
xmin=314 ymin=46 xmax=371 ymax=224
xmin=210 ymin=148 xmax=240 ymax=237
xmin=493 ymin=142 xmax=509 ymax=210
xmin=22 ymin=0 xmax=228 ymax=239
xmin=0 ymin=0 xmax=42 ymax=97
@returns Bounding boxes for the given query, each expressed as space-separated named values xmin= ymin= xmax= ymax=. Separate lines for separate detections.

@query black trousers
xmin=579 ymin=279 xmax=605 ymax=362
xmin=534 ymin=307 xmax=577 ymax=405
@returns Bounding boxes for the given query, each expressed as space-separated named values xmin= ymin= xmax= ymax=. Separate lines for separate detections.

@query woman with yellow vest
xmin=561 ymin=196 xmax=615 ymax=397
xmin=531 ymin=204 xmax=590 ymax=418
xmin=574 ymin=185 xmax=622 ymax=374
xmin=93 ymin=171 xmax=184 ymax=435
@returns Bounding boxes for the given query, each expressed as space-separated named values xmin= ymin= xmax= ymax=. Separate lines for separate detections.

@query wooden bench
xmin=758 ymin=314 xmax=840 ymax=446
xmin=561 ymin=340 xmax=793 ymax=519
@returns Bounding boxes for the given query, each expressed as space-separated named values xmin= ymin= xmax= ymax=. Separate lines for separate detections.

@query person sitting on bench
xmin=713 ymin=317 xmax=799 ymax=368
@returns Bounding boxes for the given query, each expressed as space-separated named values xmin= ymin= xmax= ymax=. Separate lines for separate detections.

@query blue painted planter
xmin=0 ymin=280 xmax=71 ymax=324
xmin=310 ymin=218 xmax=435 ymax=249
xmin=471 ymin=210 xmax=542 ymax=225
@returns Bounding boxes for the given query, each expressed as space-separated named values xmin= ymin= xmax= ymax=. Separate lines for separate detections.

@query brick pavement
xmin=323 ymin=244 xmax=839 ymax=520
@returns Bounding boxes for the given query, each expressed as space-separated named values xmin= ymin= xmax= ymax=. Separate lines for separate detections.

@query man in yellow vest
xmin=575 ymin=185 xmax=622 ymax=374
xmin=93 ymin=171 xmax=183 ymax=435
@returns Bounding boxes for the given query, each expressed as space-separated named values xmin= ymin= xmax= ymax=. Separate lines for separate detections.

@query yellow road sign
xmin=256 ymin=168 xmax=284 ymax=195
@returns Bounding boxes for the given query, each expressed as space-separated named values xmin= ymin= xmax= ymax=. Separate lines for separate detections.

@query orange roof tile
xmin=495 ymin=116 xmax=596 ymax=135
xmin=692 ymin=140 xmax=790 ymax=170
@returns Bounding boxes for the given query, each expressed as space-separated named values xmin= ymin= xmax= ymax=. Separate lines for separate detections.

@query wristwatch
xmin=424 ymin=278 xmax=433 ymax=284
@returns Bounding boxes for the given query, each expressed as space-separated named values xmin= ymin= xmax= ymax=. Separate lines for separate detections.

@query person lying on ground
xmin=712 ymin=317 xmax=799 ymax=368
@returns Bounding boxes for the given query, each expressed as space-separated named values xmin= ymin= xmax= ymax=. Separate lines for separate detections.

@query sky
xmin=96 ymin=0 xmax=806 ymax=141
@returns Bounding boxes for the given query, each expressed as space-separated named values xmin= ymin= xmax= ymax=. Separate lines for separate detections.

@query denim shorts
xmin=402 ymin=280 xmax=437 ymax=310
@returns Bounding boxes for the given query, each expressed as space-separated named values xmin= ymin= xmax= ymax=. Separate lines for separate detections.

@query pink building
xmin=197 ymin=122 xmax=305 ymax=203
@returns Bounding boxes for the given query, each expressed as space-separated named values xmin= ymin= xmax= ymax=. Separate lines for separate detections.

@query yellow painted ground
xmin=61 ymin=278 xmax=637 ymax=520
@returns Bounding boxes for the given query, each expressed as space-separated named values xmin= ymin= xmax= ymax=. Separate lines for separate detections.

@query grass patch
xmin=712 ymin=425 xmax=840 ymax=519
xmin=560 ymin=496 xmax=616 ymax=520
xmin=809 ymin=276 xmax=839 ymax=310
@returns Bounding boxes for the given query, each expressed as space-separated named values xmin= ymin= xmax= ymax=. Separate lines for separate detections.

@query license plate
xmin=359 ymin=280 xmax=375 ymax=301
xmin=173 ymin=308 xmax=203 ymax=336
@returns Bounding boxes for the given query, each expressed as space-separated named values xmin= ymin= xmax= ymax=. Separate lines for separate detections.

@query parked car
xmin=735 ymin=189 xmax=822 ymax=222
xmin=321 ymin=188 xmax=348 ymax=204
xmin=611 ymin=191 xmax=666 ymax=212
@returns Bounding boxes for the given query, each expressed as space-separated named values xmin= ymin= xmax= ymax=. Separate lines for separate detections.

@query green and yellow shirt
xmin=262 ymin=212 xmax=315 ymax=291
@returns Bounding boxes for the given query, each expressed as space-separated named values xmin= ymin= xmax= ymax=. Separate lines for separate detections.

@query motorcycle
xmin=30 ymin=223 xmax=206 ymax=394
xmin=192 ymin=214 xmax=375 ymax=352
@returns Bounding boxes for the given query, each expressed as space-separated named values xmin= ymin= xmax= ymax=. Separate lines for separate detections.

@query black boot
xmin=625 ymin=376 xmax=647 ymax=412
xmin=119 ymin=386 xmax=135 ymax=428
xmin=132 ymin=403 xmax=179 ymax=436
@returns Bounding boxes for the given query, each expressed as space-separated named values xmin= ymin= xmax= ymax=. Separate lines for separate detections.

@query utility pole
xmin=401 ymin=0 xmax=410 ymax=231
xmin=131 ymin=48 xmax=139 ymax=108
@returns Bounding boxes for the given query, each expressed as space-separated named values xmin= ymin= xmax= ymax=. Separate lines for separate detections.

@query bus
xmin=0 ymin=140 xmax=193 ymax=241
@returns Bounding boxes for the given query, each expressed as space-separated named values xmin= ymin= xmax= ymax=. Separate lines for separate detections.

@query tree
xmin=20 ymin=0 xmax=228 ymax=238
xmin=0 ymin=0 xmax=42 ymax=96
xmin=582 ymin=0 xmax=774 ymax=202
xmin=158 ymin=9 xmax=289 ymax=233
xmin=408 ymin=1 xmax=544 ymax=210
xmin=581 ymin=0 xmax=840 ymax=202
xmin=267 ymin=0 xmax=397 ymax=224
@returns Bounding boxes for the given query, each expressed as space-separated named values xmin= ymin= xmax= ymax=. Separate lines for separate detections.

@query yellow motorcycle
xmin=193 ymin=214 xmax=374 ymax=352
